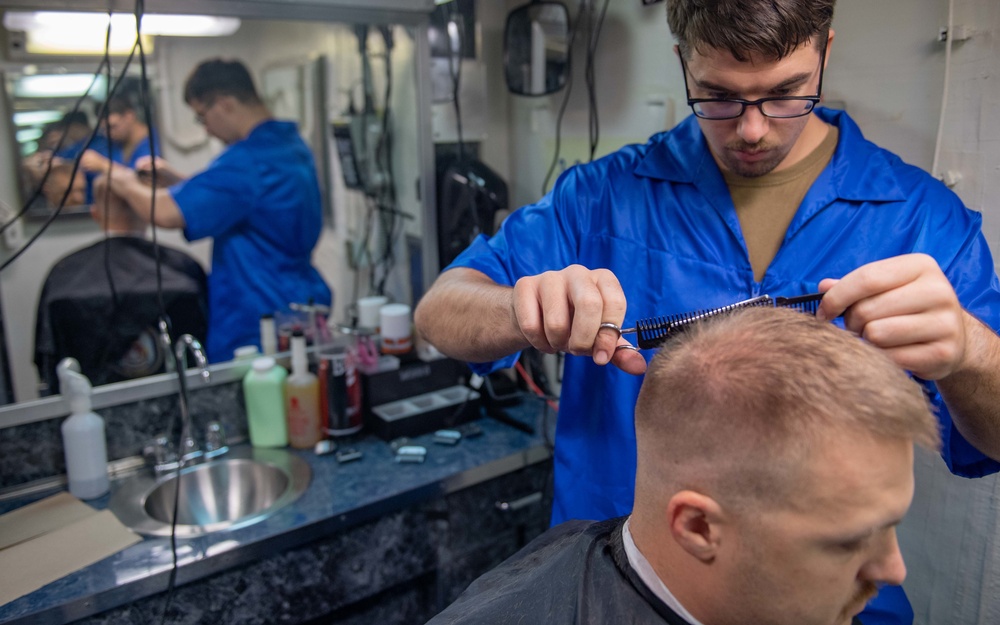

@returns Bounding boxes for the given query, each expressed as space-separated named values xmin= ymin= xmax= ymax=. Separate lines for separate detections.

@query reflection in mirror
xmin=8 ymin=70 xmax=112 ymax=217
xmin=504 ymin=1 xmax=569 ymax=97
xmin=0 ymin=11 xmax=425 ymax=407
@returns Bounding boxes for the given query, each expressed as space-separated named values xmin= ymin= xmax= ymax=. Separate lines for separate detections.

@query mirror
xmin=504 ymin=1 xmax=570 ymax=97
xmin=0 ymin=7 xmax=430 ymax=406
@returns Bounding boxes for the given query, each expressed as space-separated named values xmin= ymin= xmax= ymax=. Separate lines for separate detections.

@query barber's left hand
xmin=79 ymin=149 xmax=111 ymax=174
xmin=816 ymin=253 xmax=968 ymax=381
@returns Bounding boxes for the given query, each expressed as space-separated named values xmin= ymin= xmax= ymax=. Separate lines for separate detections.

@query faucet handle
xmin=144 ymin=434 xmax=177 ymax=468
xmin=204 ymin=421 xmax=228 ymax=458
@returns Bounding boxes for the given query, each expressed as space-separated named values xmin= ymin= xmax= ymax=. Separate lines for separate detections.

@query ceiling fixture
xmin=2 ymin=12 xmax=241 ymax=55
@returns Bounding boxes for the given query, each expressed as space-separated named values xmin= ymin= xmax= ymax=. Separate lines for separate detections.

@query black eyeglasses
xmin=680 ymin=54 xmax=825 ymax=120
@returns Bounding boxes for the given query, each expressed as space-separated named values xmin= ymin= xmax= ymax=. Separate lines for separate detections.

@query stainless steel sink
xmin=109 ymin=446 xmax=311 ymax=537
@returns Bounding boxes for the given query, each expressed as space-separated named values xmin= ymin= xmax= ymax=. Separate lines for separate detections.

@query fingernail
xmin=594 ymin=350 xmax=609 ymax=365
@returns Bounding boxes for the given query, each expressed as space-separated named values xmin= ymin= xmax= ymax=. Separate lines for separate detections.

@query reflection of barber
xmin=99 ymin=58 xmax=331 ymax=363
xmin=79 ymin=84 xmax=160 ymax=174
xmin=34 ymin=185 xmax=207 ymax=394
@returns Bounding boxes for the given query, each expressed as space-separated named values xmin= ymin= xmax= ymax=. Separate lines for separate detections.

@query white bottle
xmin=57 ymin=358 xmax=110 ymax=499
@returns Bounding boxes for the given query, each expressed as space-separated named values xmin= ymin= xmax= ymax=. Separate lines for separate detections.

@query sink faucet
xmin=175 ymin=334 xmax=211 ymax=465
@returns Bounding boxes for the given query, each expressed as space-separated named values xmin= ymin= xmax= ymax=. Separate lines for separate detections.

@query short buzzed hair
xmin=666 ymin=0 xmax=836 ymax=62
xmin=183 ymin=58 xmax=261 ymax=106
xmin=634 ymin=307 xmax=939 ymax=513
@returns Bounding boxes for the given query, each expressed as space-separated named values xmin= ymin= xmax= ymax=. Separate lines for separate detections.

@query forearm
xmin=414 ymin=268 xmax=528 ymax=363
xmin=937 ymin=313 xmax=1000 ymax=461
xmin=106 ymin=167 xmax=184 ymax=228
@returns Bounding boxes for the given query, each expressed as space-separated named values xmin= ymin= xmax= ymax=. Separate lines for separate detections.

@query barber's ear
xmin=667 ymin=490 xmax=726 ymax=563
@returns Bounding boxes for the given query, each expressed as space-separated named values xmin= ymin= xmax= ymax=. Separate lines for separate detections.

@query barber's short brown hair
xmin=666 ymin=0 xmax=836 ymax=61
xmin=634 ymin=307 xmax=939 ymax=512
xmin=183 ymin=58 xmax=261 ymax=106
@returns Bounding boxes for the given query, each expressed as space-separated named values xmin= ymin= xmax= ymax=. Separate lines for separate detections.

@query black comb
xmin=626 ymin=292 xmax=826 ymax=349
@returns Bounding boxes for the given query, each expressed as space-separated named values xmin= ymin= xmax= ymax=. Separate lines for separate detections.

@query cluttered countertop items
xmin=0 ymin=399 xmax=550 ymax=625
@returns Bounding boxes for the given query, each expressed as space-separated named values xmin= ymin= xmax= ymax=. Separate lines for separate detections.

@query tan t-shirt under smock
xmin=723 ymin=126 xmax=840 ymax=281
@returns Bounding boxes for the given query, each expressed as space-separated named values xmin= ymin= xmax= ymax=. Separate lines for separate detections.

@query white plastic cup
xmin=379 ymin=303 xmax=412 ymax=354
xmin=357 ymin=295 xmax=389 ymax=331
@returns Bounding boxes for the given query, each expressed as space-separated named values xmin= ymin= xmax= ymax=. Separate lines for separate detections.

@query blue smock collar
xmin=633 ymin=108 xmax=907 ymax=204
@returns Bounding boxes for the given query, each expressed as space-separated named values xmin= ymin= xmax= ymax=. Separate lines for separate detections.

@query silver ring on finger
xmin=598 ymin=322 xmax=622 ymax=337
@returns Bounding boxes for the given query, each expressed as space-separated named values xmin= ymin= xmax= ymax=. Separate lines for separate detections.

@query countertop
xmin=0 ymin=402 xmax=553 ymax=625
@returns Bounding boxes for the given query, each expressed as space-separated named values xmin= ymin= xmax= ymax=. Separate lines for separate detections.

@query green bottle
xmin=243 ymin=356 xmax=289 ymax=447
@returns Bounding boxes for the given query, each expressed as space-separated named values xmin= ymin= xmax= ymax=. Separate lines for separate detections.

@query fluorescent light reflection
xmin=16 ymin=128 xmax=43 ymax=143
xmin=13 ymin=110 xmax=63 ymax=126
xmin=3 ymin=12 xmax=241 ymax=55
xmin=14 ymin=74 xmax=106 ymax=98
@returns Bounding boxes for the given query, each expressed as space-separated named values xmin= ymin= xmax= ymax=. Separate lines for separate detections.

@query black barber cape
xmin=427 ymin=517 xmax=866 ymax=625
xmin=34 ymin=237 xmax=208 ymax=394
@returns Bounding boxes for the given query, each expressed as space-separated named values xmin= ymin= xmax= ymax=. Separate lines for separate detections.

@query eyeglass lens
xmin=693 ymin=99 xmax=817 ymax=120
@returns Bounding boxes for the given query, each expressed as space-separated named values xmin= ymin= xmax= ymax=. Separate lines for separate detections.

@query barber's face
xmin=682 ymin=36 xmax=830 ymax=177
xmin=190 ymin=98 xmax=225 ymax=142
xmin=721 ymin=435 xmax=914 ymax=625
xmin=107 ymin=110 xmax=136 ymax=143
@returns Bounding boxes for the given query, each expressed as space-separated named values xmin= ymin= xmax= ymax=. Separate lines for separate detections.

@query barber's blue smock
xmin=170 ymin=120 xmax=331 ymax=362
xmin=448 ymin=108 xmax=1000 ymax=625
xmin=86 ymin=133 xmax=160 ymax=169
xmin=60 ymin=134 xmax=160 ymax=203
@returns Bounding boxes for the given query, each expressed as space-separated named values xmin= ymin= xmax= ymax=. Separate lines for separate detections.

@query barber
xmin=98 ymin=58 xmax=331 ymax=363
xmin=414 ymin=2 xmax=1000 ymax=623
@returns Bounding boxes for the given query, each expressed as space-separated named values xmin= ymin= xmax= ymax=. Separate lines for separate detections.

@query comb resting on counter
xmin=624 ymin=292 xmax=826 ymax=349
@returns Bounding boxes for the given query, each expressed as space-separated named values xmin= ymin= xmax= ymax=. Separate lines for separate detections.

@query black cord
xmin=448 ymin=4 xmax=466 ymax=166
xmin=374 ymin=28 xmax=399 ymax=296
xmin=99 ymin=18 xmax=123 ymax=374
xmin=0 ymin=41 xmax=141 ymax=273
xmin=587 ymin=0 xmax=611 ymax=161
xmin=542 ymin=3 xmax=581 ymax=196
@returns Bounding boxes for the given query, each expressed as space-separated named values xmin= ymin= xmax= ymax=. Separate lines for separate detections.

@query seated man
xmin=22 ymin=112 xmax=93 ymax=208
xmin=427 ymin=307 xmax=941 ymax=625
xmin=34 ymin=184 xmax=208 ymax=394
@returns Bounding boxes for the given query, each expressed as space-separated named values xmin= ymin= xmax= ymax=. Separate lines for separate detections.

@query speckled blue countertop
xmin=0 ymin=403 xmax=552 ymax=625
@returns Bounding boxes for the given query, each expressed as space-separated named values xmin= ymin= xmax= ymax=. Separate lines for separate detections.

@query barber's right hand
xmin=512 ymin=265 xmax=646 ymax=375
xmin=134 ymin=155 xmax=184 ymax=186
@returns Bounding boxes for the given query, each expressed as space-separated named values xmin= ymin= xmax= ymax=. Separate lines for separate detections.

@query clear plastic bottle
xmin=243 ymin=356 xmax=289 ymax=447
xmin=57 ymin=359 xmax=109 ymax=499
xmin=285 ymin=330 xmax=322 ymax=448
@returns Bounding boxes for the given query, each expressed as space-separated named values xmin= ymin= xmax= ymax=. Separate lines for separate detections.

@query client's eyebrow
xmin=827 ymin=515 xmax=906 ymax=547
xmin=694 ymin=70 xmax=814 ymax=95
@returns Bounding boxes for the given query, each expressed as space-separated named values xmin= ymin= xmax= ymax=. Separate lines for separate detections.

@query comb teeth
xmin=634 ymin=295 xmax=774 ymax=349
xmin=774 ymin=292 xmax=824 ymax=314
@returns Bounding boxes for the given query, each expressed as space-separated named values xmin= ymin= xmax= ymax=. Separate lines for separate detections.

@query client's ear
xmin=667 ymin=490 xmax=726 ymax=563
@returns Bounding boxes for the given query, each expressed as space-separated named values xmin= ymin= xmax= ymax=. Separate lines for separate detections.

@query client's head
xmin=91 ymin=180 xmax=147 ymax=235
xmin=631 ymin=307 xmax=939 ymax=625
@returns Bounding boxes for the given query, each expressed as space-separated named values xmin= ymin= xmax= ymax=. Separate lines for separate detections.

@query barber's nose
xmin=737 ymin=105 xmax=770 ymax=145
xmin=860 ymin=531 xmax=907 ymax=587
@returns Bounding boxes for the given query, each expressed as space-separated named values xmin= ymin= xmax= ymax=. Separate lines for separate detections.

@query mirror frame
xmin=503 ymin=0 xmax=570 ymax=97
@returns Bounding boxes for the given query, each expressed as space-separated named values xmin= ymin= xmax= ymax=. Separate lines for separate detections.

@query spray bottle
xmin=57 ymin=358 xmax=110 ymax=499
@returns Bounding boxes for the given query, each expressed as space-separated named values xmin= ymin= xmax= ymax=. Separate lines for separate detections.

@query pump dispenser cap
xmin=56 ymin=358 xmax=93 ymax=414
xmin=253 ymin=356 xmax=277 ymax=372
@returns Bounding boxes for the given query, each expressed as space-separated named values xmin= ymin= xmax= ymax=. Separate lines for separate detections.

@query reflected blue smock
xmin=448 ymin=108 xmax=1000 ymax=625
xmin=171 ymin=120 xmax=331 ymax=362
xmin=58 ymin=134 xmax=160 ymax=203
